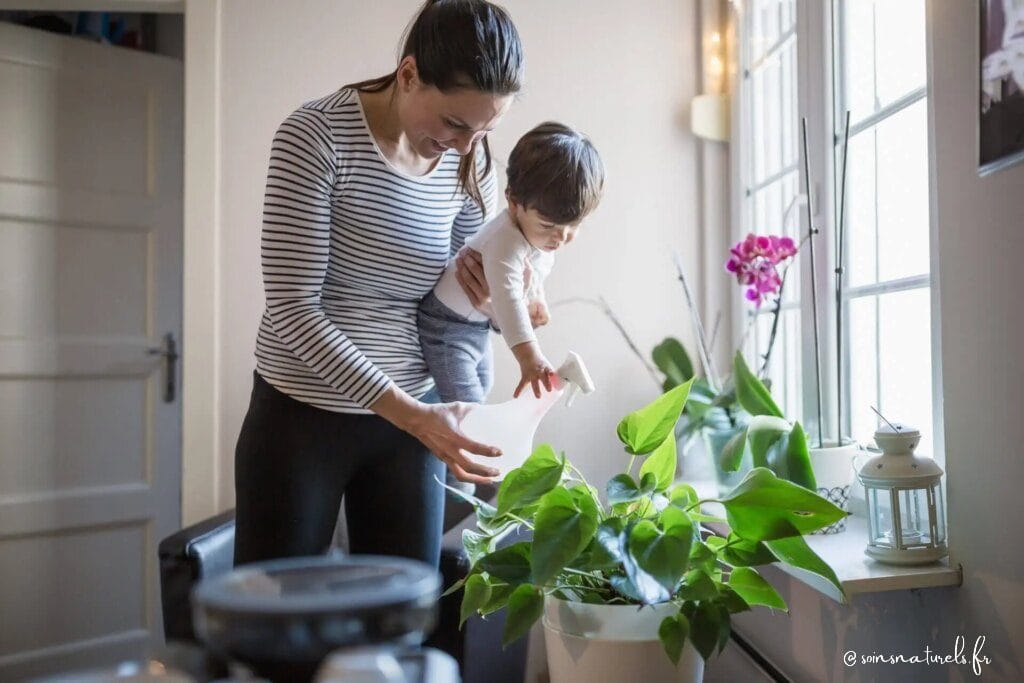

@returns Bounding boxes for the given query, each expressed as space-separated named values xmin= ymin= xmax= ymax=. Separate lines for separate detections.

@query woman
xmin=234 ymin=0 xmax=525 ymax=569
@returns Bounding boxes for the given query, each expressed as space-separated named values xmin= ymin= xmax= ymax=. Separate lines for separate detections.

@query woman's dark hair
xmin=506 ymin=122 xmax=605 ymax=224
xmin=347 ymin=0 xmax=524 ymax=213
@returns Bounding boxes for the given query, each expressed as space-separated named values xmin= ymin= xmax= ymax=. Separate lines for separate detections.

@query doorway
xmin=0 ymin=11 xmax=184 ymax=680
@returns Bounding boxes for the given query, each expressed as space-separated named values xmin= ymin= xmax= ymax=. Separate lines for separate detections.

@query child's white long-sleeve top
xmin=432 ymin=209 xmax=554 ymax=348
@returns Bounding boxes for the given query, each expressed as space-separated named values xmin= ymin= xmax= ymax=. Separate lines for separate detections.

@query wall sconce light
xmin=692 ymin=29 xmax=730 ymax=142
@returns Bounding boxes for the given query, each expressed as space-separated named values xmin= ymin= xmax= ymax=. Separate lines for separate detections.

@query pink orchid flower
xmin=725 ymin=233 xmax=798 ymax=307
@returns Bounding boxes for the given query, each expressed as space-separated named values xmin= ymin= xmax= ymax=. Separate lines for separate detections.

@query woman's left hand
xmin=455 ymin=247 xmax=490 ymax=312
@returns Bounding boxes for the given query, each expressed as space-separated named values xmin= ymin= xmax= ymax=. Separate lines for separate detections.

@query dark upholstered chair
xmin=157 ymin=485 xmax=527 ymax=683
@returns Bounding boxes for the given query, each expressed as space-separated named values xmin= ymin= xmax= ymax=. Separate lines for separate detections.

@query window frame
xmin=731 ymin=0 xmax=943 ymax=460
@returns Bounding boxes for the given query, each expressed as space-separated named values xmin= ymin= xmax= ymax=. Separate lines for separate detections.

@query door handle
xmin=147 ymin=332 xmax=179 ymax=403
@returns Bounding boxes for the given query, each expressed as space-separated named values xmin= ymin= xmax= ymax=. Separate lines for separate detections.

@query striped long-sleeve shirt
xmin=255 ymin=88 xmax=498 ymax=413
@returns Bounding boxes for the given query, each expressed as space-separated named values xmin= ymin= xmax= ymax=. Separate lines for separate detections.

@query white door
xmin=0 ymin=21 xmax=183 ymax=681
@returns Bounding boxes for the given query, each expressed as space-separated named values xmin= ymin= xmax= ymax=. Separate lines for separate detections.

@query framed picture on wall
xmin=980 ymin=0 xmax=1024 ymax=176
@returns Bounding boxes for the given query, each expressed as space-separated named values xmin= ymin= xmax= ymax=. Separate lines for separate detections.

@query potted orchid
xmin=445 ymin=382 xmax=846 ymax=683
xmin=654 ymin=233 xmax=818 ymax=501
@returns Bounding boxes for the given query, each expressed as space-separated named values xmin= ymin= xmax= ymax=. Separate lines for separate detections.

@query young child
xmin=419 ymin=121 xmax=605 ymax=406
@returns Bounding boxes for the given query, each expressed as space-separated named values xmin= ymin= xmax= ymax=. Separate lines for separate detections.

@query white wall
xmin=209 ymin=0 xmax=701 ymax=507
xmin=728 ymin=1 xmax=1024 ymax=681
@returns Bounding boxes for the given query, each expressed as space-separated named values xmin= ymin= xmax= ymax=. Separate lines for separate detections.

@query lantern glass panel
xmin=891 ymin=488 xmax=928 ymax=547
xmin=867 ymin=486 xmax=893 ymax=546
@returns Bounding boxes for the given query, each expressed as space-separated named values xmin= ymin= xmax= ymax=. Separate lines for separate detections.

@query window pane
xmin=877 ymin=99 xmax=930 ymax=281
xmin=878 ymin=288 xmax=933 ymax=455
xmin=840 ymin=0 xmax=876 ymax=123
xmin=840 ymin=0 xmax=927 ymax=125
xmin=750 ymin=0 xmax=782 ymax=63
xmin=874 ymin=0 xmax=927 ymax=107
xmin=751 ymin=56 xmax=782 ymax=182
xmin=848 ymin=295 xmax=878 ymax=445
xmin=844 ymin=127 xmax=878 ymax=287
xmin=753 ymin=180 xmax=781 ymax=231
xmin=780 ymin=41 xmax=799 ymax=170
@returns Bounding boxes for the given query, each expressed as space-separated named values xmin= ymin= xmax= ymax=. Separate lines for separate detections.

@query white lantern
xmin=857 ymin=424 xmax=948 ymax=565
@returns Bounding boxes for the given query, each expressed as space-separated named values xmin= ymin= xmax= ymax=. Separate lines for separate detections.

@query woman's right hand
xmin=372 ymin=386 xmax=501 ymax=483
xmin=406 ymin=402 xmax=503 ymax=483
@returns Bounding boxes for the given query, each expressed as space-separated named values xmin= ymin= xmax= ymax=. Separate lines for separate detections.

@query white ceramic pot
xmin=542 ymin=597 xmax=704 ymax=683
xmin=807 ymin=440 xmax=861 ymax=534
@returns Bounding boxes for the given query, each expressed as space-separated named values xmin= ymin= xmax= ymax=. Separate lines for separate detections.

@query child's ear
xmin=505 ymin=190 xmax=518 ymax=214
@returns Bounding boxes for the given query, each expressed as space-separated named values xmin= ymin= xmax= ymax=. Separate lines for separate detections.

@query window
xmin=735 ymin=0 xmax=935 ymax=454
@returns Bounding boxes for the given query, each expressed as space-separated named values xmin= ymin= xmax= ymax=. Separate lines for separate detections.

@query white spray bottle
xmin=460 ymin=351 xmax=596 ymax=477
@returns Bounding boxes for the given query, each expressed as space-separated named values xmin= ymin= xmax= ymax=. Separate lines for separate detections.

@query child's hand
xmin=528 ymin=299 xmax=550 ymax=329
xmin=511 ymin=341 xmax=555 ymax=398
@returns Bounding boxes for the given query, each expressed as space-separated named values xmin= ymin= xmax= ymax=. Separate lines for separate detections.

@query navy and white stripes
xmin=255 ymin=88 xmax=497 ymax=413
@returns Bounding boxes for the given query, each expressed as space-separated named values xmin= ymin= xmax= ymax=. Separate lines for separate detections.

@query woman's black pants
xmin=233 ymin=372 xmax=445 ymax=568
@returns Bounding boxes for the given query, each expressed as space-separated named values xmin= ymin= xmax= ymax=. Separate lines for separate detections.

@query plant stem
xmin=563 ymin=567 xmax=614 ymax=585
xmin=506 ymin=513 xmax=534 ymax=530
xmin=550 ymin=296 xmax=663 ymax=390
xmin=627 ymin=454 xmax=637 ymax=477
xmin=672 ymin=251 xmax=721 ymax=392
xmin=801 ymin=117 xmax=825 ymax=448
xmin=759 ymin=267 xmax=789 ymax=379
xmin=685 ymin=498 xmax=721 ymax=513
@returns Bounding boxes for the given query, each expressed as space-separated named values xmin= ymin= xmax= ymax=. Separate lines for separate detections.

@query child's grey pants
xmin=417 ymin=291 xmax=494 ymax=403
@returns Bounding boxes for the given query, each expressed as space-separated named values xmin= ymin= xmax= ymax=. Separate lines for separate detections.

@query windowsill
xmin=691 ymin=479 xmax=963 ymax=604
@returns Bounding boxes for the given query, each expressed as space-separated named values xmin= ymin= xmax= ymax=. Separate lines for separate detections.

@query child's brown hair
xmin=506 ymin=122 xmax=605 ymax=224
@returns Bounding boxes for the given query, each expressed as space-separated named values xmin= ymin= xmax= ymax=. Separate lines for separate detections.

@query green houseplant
xmin=446 ymin=381 xmax=846 ymax=682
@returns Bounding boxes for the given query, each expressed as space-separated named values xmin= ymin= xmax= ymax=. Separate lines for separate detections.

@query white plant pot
xmin=807 ymin=440 xmax=860 ymax=534
xmin=542 ymin=597 xmax=704 ymax=683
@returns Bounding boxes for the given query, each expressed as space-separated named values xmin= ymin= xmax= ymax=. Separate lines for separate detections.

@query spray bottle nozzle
xmin=557 ymin=351 xmax=595 ymax=408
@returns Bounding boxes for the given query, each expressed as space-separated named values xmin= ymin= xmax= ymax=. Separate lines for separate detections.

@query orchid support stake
xmin=801 ymin=117 xmax=825 ymax=448
xmin=835 ymin=110 xmax=851 ymax=442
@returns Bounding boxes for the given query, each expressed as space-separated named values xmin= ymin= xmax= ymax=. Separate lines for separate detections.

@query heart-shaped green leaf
xmin=658 ymin=613 xmax=691 ymax=665
xmin=668 ymin=483 xmax=698 ymax=508
xmin=718 ymin=429 xmax=748 ymax=472
xmin=716 ymin=535 xmax=778 ymax=567
xmin=652 ymin=337 xmax=695 ymax=390
xmin=606 ymin=472 xmax=658 ymax=504
xmin=640 ymin=435 xmax=678 ymax=491
xmin=766 ymin=534 xmax=845 ymax=598
xmin=617 ymin=380 xmax=694 ymax=454
xmin=477 ymin=542 xmax=532 ymax=584
xmin=462 ymin=529 xmax=494 ymax=564
xmin=727 ymin=567 xmax=787 ymax=610
xmin=480 ymin=581 xmax=515 ymax=616
xmin=573 ymin=518 xmax=625 ymax=571
xmin=496 ymin=444 xmax=564 ymax=515
xmin=780 ymin=422 xmax=816 ymax=489
xmin=531 ymin=487 xmax=600 ymax=585
xmin=460 ymin=574 xmax=491 ymax=626
xmin=676 ymin=567 xmax=718 ymax=600
xmin=627 ymin=519 xmax=693 ymax=594
xmin=722 ymin=468 xmax=847 ymax=540
xmin=733 ymin=352 xmax=783 ymax=417
xmin=746 ymin=415 xmax=791 ymax=468
xmin=502 ymin=584 xmax=544 ymax=646
xmin=689 ymin=601 xmax=725 ymax=661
